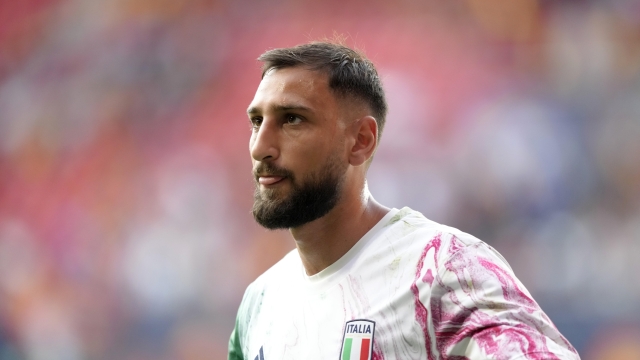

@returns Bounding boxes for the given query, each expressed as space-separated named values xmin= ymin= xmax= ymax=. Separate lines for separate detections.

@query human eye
xmin=285 ymin=114 xmax=303 ymax=125
xmin=249 ymin=116 xmax=262 ymax=130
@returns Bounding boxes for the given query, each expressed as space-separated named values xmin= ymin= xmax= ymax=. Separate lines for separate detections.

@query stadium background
xmin=1 ymin=0 xmax=639 ymax=359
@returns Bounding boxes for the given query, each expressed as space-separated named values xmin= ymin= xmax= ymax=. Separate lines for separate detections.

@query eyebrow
xmin=246 ymin=104 xmax=313 ymax=115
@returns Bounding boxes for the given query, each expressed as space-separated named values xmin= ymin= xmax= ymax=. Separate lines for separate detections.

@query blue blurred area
xmin=1 ymin=0 xmax=639 ymax=359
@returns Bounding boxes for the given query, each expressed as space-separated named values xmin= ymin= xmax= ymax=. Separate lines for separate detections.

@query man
xmin=229 ymin=42 xmax=579 ymax=360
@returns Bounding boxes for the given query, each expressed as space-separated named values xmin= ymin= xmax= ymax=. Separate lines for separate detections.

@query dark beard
xmin=252 ymin=158 xmax=345 ymax=229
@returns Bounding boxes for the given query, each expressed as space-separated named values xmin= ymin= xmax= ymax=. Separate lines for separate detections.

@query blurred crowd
xmin=1 ymin=0 xmax=639 ymax=359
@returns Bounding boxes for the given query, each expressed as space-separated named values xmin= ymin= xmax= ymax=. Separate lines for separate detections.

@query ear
xmin=348 ymin=116 xmax=378 ymax=166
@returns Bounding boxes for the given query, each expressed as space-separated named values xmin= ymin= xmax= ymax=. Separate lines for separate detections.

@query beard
xmin=252 ymin=155 xmax=346 ymax=230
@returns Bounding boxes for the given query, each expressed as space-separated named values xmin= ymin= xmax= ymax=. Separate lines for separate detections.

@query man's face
xmin=247 ymin=66 xmax=349 ymax=229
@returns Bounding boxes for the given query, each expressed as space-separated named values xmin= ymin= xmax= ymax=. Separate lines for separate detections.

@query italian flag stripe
xmin=359 ymin=338 xmax=370 ymax=360
xmin=342 ymin=338 xmax=353 ymax=360
xmin=342 ymin=338 xmax=371 ymax=360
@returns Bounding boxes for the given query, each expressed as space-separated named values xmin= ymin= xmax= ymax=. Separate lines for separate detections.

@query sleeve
xmin=425 ymin=235 xmax=580 ymax=359
xmin=228 ymin=283 xmax=256 ymax=360
xmin=228 ymin=316 xmax=244 ymax=360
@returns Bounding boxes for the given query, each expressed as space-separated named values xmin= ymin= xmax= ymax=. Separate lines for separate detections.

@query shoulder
xmin=241 ymin=248 xmax=301 ymax=307
xmin=394 ymin=210 xmax=580 ymax=358
xmin=385 ymin=207 xmax=510 ymax=272
xmin=230 ymin=248 xmax=301 ymax=357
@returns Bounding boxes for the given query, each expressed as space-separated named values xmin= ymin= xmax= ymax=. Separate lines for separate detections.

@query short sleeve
xmin=426 ymin=235 xmax=579 ymax=359
xmin=228 ymin=282 xmax=258 ymax=360
xmin=228 ymin=316 xmax=244 ymax=360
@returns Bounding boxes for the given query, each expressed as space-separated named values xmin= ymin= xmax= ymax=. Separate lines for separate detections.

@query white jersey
xmin=228 ymin=208 xmax=579 ymax=360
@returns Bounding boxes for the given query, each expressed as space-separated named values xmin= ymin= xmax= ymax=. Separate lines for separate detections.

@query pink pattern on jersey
xmin=371 ymin=344 xmax=385 ymax=360
xmin=348 ymin=275 xmax=372 ymax=314
xmin=422 ymin=269 xmax=435 ymax=285
xmin=426 ymin=235 xmax=576 ymax=359
xmin=339 ymin=284 xmax=348 ymax=323
xmin=411 ymin=233 xmax=442 ymax=360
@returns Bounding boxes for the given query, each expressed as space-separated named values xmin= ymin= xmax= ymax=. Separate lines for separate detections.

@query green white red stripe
xmin=341 ymin=337 xmax=371 ymax=360
xmin=341 ymin=320 xmax=374 ymax=360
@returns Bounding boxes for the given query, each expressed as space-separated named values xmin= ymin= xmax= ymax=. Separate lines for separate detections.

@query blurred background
xmin=1 ymin=0 xmax=639 ymax=359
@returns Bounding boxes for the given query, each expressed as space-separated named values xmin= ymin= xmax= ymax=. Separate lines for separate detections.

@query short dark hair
xmin=258 ymin=42 xmax=388 ymax=140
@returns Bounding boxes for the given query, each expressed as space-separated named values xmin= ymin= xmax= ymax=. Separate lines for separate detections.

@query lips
xmin=258 ymin=176 xmax=285 ymax=185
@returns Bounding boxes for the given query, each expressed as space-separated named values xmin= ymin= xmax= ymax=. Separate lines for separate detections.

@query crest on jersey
xmin=340 ymin=319 xmax=375 ymax=360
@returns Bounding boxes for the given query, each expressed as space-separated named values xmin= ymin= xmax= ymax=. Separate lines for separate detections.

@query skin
xmin=247 ymin=66 xmax=390 ymax=276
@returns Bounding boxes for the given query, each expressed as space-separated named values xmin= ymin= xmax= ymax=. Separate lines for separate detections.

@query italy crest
xmin=340 ymin=319 xmax=375 ymax=360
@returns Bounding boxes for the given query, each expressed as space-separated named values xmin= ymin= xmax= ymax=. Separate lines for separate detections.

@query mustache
xmin=253 ymin=162 xmax=295 ymax=181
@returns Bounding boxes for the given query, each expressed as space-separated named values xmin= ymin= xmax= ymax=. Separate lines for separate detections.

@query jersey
xmin=228 ymin=207 xmax=580 ymax=360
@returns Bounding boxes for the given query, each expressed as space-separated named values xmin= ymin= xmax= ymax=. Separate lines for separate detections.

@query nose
xmin=250 ymin=119 xmax=279 ymax=162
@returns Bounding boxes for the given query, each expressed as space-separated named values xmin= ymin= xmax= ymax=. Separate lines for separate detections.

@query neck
xmin=291 ymin=183 xmax=390 ymax=276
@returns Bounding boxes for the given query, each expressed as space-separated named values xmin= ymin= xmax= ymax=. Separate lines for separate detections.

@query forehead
xmin=248 ymin=67 xmax=337 ymax=114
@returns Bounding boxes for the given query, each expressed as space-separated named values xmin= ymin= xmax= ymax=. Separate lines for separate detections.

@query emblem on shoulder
xmin=340 ymin=319 xmax=375 ymax=360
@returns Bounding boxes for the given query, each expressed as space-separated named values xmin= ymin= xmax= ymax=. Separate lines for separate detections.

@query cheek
xmin=306 ymin=138 xmax=346 ymax=170
xmin=284 ymin=128 xmax=346 ymax=169
xmin=325 ymin=133 xmax=348 ymax=159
